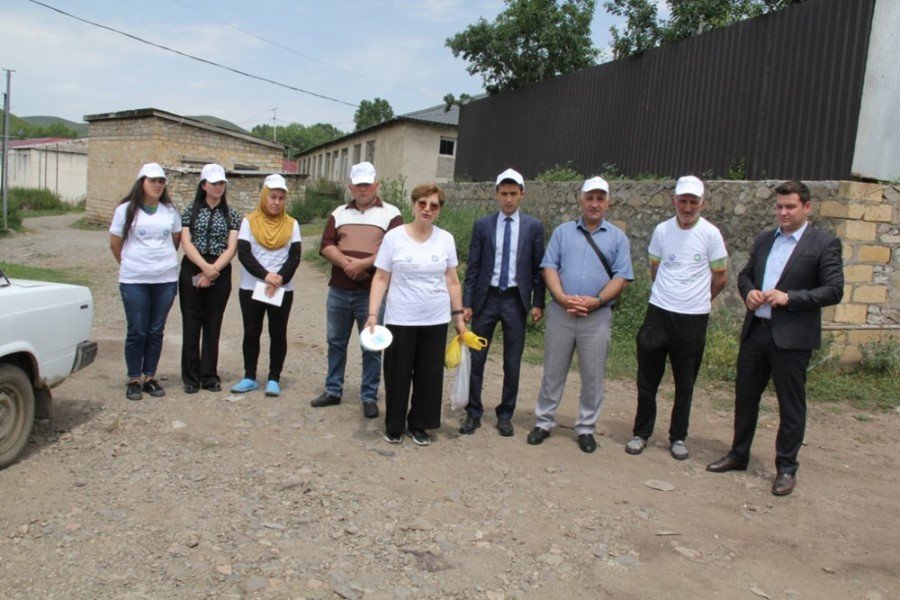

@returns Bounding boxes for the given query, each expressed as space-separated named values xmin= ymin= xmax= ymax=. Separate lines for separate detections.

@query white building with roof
xmin=296 ymin=103 xmax=459 ymax=188
xmin=3 ymin=137 xmax=88 ymax=203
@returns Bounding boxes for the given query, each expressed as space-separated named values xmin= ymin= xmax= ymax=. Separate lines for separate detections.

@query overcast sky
xmin=0 ymin=0 xmax=628 ymax=132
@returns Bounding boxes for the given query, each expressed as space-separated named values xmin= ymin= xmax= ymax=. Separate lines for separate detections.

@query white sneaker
xmin=625 ymin=436 xmax=647 ymax=455
xmin=670 ymin=440 xmax=689 ymax=460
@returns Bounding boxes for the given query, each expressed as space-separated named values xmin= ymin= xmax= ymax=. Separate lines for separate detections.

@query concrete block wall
xmin=441 ymin=179 xmax=899 ymax=363
xmin=85 ymin=116 xmax=283 ymax=225
xmin=164 ymin=171 xmax=306 ymax=217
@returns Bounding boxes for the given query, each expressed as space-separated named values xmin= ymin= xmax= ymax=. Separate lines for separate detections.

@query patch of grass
xmin=807 ymin=367 xmax=899 ymax=411
xmin=302 ymin=247 xmax=329 ymax=273
xmin=300 ymin=220 xmax=326 ymax=238
xmin=70 ymin=217 xmax=107 ymax=230
xmin=536 ymin=162 xmax=583 ymax=182
xmin=0 ymin=261 xmax=90 ymax=286
xmin=289 ymin=179 xmax=342 ymax=224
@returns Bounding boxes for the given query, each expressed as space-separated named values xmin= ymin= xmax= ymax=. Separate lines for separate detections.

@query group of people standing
xmin=110 ymin=159 xmax=844 ymax=497
xmin=109 ymin=163 xmax=300 ymax=404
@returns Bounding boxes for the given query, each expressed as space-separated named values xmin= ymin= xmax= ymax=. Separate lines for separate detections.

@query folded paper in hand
xmin=252 ymin=281 xmax=284 ymax=306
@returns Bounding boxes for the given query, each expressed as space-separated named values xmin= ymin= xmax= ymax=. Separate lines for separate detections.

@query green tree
xmin=605 ymin=0 xmax=807 ymax=59
xmin=251 ymin=122 xmax=344 ymax=159
xmin=446 ymin=0 xmax=598 ymax=94
xmin=353 ymin=98 xmax=394 ymax=131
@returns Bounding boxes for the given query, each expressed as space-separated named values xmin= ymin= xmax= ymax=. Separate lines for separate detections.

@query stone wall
xmin=85 ymin=115 xmax=283 ymax=224
xmin=163 ymin=170 xmax=306 ymax=216
xmin=441 ymin=180 xmax=899 ymax=363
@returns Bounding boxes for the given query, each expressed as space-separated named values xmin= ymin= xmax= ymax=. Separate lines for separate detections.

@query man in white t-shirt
xmin=625 ymin=176 xmax=728 ymax=460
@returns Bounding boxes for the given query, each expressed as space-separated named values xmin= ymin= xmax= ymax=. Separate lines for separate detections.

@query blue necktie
xmin=499 ymin=216 xmax=512 ymax=290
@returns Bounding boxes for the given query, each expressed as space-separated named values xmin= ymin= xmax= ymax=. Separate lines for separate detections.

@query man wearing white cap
xmin=528 ymin=176 xmax=633 ymax=453
xmin=311 ymin=161 xmax=403 ymax=418
xmin=625 ymin=175 xmax=728 ymax=460
xmin=459 ymin=168 xmax=545 ymax=437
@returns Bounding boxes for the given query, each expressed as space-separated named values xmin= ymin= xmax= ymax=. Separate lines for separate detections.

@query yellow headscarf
xmin=248 ymin=185 xmax=296 ymax=250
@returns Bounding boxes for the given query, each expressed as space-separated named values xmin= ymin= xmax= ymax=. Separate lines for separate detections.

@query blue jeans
xmin=120 ymin=282 xmax=177 ymax=379
xmin=325 ymin=287 xmax=382 ymax=403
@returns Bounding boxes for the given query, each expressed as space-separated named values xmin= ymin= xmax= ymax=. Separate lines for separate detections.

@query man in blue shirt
xmin=527 ymin=177 xmax=634 ymax=453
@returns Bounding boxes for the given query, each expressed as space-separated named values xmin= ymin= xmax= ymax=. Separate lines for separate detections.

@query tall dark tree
xmin=605 ymin=0 xmax=807 ymax=58
xmin=446 ymin=0 xmax=598 ymax=94
xmin=353 ymin=98 xmax=394 ymax=131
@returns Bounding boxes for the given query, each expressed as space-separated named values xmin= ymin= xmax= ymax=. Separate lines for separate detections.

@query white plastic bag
xmin=449 ymin=345 xmax=471 ymax=410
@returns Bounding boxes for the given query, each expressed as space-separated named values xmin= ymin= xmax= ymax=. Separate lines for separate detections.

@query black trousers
xmin=179 ymin=257 xmax=232 ymax=387
xmin=383 ymin=324 xmax=446 ymax=436
xmin=238 ymin=288 xmax=294 ymax=382
xmin=467 ymin=287 xmax=527 ymax=420
xmin=633 ymin=304 xmax=709 ymax=442
xmin=730 ymin=318 xmax=811 ymax=474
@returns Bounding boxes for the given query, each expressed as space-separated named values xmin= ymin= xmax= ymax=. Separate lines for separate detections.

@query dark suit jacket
xmin=738 ymin=224 xmax=843 ymax=350
xmin=463 ymin=212 xmax=546 ymax=315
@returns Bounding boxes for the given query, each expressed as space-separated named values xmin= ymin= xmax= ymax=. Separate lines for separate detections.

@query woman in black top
xmin=178 ymin=164 xmax=241 ymax=393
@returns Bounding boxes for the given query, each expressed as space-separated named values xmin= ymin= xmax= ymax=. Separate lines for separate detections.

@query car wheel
xmin=0 ymin=363 xmax=35 ymax=469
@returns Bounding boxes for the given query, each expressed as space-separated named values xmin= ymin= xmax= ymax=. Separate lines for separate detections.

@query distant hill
xmin=0 ymin=110 xmax=45 ymax=139
xmin=22 ymin=115 xmax=89 ymax=137
xmin=187 ymin=115 xmax=248 ymax=134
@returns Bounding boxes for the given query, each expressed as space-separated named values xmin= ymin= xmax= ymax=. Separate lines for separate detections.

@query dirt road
xmin=1 ymin=214 xmax=897 ymax=599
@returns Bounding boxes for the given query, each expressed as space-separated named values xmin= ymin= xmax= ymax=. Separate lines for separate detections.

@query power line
xmin=26 ymin=0 xmax=358 ymax=108
xmin=170 ymin=0 xmax=420 ymax=94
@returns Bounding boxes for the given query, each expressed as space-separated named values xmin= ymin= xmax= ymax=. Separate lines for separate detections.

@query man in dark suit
xmin=460 ymin=168 xmax=546 ymax=437
xmin=707 ymin=180 xmax=843 ymax=496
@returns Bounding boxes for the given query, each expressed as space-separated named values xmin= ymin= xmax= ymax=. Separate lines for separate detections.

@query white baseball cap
xmin=138 ymin=163 xmax=166 ymax=181
xmin=581 ymin=176 xmax=609 ymax=194
xmin=675 ymin=175 xmax=704 ymax=198
xmin=350 ymin=161 xmax=377 ymax=185
xmin=200 ymin=163 xmax=227 ymax=184
xmin=264 ymin=173 xmax=288 ymax=191
xmin=495 ymin=168 xmax=525 ymax=189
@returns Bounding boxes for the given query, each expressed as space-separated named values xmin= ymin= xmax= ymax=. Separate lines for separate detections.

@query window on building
xmin=439 ymin=137 xmax=456 ymax=157
xmin=340 ymin=148 xmax=349 ymax=181
xmin=353 ymin=143 xmax=362 ymax=164
xmin=365 ymin=140 xmax=375 ymax=163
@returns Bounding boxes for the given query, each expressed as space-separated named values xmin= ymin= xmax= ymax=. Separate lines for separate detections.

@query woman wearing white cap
xmin=178 ymin=164 xmax=241 ymax=394
xmin=230 ymin=174 xmax=301 ymax=397
xmin=109 ymin=163 xmax=182 ymax=401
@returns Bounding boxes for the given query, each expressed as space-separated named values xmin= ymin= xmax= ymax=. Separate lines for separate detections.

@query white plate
xmin=360 ymin=325 xmax=393 ymax=351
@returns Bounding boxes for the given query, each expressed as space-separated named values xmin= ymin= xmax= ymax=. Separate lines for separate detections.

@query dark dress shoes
xmin=578 ymin=433 xmax=597 ymax=453
xmin=311 ymin=392 xmax=341 ymax=408
xmin=201 ymin=380 xmax=222 ymax=392
xmin=772 ymin=472 xmax=796 ymax=496
xmin=706 ymin=454 xmax=749 ymax=473
xmin=362 ymin=402 xmax=379 ymax=419
xmin=183 ymin=383 xmax=200 ymax=394
xmin=497 ymin=419 xmax=514 ymax=437
xmin=526 ymin=427 xmax=550 ymax=445
xmin=459 ymin=414 xmax=481 ymax=435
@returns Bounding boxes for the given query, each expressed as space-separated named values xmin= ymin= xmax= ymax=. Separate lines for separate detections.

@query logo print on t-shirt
xmin=668 ymin=254 xmax=676 ymax=262
xmin=164 ymin=229 xmax=171 ymax=237
xmin=694 ymin=254 xmax=702 ymax=262
xmin=431 ymin=255 xmax=439 ymax=262
xmin=138 ymin=229 xmax=147 ymax=236
xmin=405 ymin=256 xmax=413 ymax=263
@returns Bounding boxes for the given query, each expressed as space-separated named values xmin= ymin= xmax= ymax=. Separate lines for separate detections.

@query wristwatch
xmin=596 ymin=292 xmax=606 ymax=307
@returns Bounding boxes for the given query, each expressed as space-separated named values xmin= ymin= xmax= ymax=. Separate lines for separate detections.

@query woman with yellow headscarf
xmin=231 ymin=174 xmax=301 ymax=397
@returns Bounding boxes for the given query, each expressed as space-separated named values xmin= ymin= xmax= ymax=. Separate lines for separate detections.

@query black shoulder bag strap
xmin=579 ymin=227 xmax=614 ymax=280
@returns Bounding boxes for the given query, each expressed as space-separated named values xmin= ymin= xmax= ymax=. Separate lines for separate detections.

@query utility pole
xmin=271 ymin=107 xmax=278 ymax=143
xmin=2 ymin=69 xmax=13 ymax=234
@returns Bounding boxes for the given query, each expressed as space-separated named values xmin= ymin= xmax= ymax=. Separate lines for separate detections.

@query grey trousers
xmin=534 ymin=302 xmax=612 ymax=435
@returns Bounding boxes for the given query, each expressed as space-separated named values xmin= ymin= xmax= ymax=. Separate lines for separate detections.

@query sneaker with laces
xmin=230 ymin=378 xmax=260 ymax=393
xmin=383 ymin=431 xmax=403 ymax=444
xmin=625 ymin=436 xmax=647 ymax=455
xmin=406 ymin=429 xmax=431 ymax=446
xmin=670 ymin=440 xmax=690 ymax=460
xmin=125 ymin=381 xmax=143 ymax=401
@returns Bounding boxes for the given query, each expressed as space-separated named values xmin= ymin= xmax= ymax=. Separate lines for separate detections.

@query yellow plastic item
xmin=445 ymin=337 xmax=463 ymax=369
xmin=461 ymin=331 xmax=488 ymax=351
xmin=444 ymin=331 xmax=488 ymax=369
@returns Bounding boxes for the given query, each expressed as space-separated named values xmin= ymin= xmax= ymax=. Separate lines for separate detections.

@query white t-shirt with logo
xmin=374 ymin=225 xmax=459 ymax=326
xmin=109 ymin=202 xmax=182 ymax=284
xmin=648 ymin=216 xmax=728 ymax=315
xmin=238 ymin=218 xmax=302 ymax=292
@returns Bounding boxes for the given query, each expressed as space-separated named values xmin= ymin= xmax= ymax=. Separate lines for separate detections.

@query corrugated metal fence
xmin=455 ymin=0 xmax=877 ymax=181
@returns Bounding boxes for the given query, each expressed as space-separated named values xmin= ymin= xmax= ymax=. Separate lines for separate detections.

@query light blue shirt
xmin=490 ymin=210 xmax=519 ymax=287
xmin=541 ymin=217 xmax=634 ymax=298
xmin=755 ymin=222 xmax=808 ymax=319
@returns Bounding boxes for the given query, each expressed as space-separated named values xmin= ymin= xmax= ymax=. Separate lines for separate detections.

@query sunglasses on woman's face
xmin=415 ymin=199 xmax=441 ymax=210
